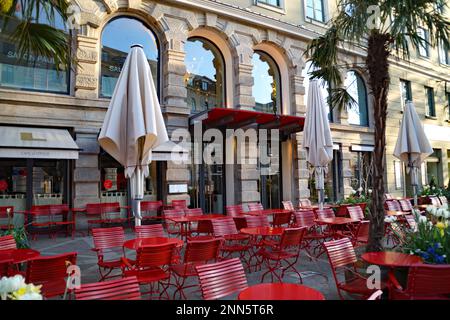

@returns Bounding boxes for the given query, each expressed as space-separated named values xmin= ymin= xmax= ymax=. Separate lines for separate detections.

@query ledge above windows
xmin=254 ymin=0 xmax=286 ymax=15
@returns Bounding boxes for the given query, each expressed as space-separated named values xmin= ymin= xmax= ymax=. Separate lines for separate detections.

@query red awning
xmin=189 ymin=108 xmax=305 ymax=134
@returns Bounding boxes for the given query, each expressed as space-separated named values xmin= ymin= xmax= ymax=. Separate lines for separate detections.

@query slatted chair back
xmin=279 ymin=227 xmax=306 ymax=250
xmin=163 ymin=209 xmax=185 ymax=219
xmin=299 ymin=199 xmax=312 ymax=207
xmin=30 ymin=205 xmax=52 ymax=227
xmin=0 ymin=234 xmax=17 ymax=250
xmin=247 ymin=202 xmax=264 ymax=212
xmin=92 ymin=227 xmax=125 ymax=250
xmin=347 ymin=206 xmax=365 ymax=221
xmin=162 ymin=209 xmax=185 ymax=235
xmin=323 ymin=237 xmax=357 ymax=269
xmin=75 ymin=276 xmax=141 ymax=300
xmin=211 ymin=217 xmax=238 ymax=237
xmin=0 ymin=206 xmax=14 ymax=230
xmin=430 ymin=196 xmax=442 ymax=207
xmin=245 ymin=215 xmax=270 ymax=228
xmin=273 ymin=211 xmax=293 ymax=227
xmin=184 ymin=238 xmax=222 ymax=264
xmin=26 ymin=252 xmax=77 ymax=297
xmin=282 ymin=201 xmax=295 ymax=211
xmin=389 ymin=222 xmax=407 ymax=246
xmin=135 ymin=243 xmax=176 ymax=269
xmin=195 ymin=258 xmax=248 ymax=300
xmin=315 ymin=208 xmax=335 ymax=220
xmin=140 ymin=200 xmax=163 ymax=219
xmin=184 ymin=208 xmax=203 ymax=217
xmin=402 ymin=264 xmax=450 ymax=299
xmin=398 ymin=199 xmax=414 ymax=212
xmin=293 ymin=210 xmax=316 ymax=228
xmin=0 ymin=259 xmax=13 ymax=277
xmin=171 ymin=200 xmax=187 ymax=209
xmin=135 ymin=224 xmax=165 ymax=238
xmin=225 ymin=205 xmax=244 ymax=217
xmin=385 ymin=200 xmax=401 ymax=211
xmin=86 ymin=202 xmax=122 ymax=220
xmin=439 ymin=196 xmax=448 ymax=206
xmin=405 ymin=215 xmax=418 ymax=232
xmin=48 ymin=204 xmax=69 ymax=222
xmin=354 ymin=221 xmax=370 ymax=246
xmin=385 ymin=194 xmax=393 ymax=200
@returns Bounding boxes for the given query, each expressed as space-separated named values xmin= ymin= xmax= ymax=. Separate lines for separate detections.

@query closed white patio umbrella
xmin=393 ymin=101 xmax=433 ymax=206
xmin=303 ymin=79 xmax=334 ymax=209
xmin=98 ymin=44 xmax=169 ymax=226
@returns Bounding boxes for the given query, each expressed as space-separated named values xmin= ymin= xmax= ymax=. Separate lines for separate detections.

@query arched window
xmin=302 ymin=61 xmax=332 ymax=121
xmin=0 ymin=9 xmax=69 ymax=93
xmin=252 ymin=51 xmax=281 ymax=114
xmin=100 ymin=17 xmax=159 ymax=98
xmin=184 ymin=37 xmax=224 ymax=114
xmin=345 ymin=71 xmax=369 ymax=126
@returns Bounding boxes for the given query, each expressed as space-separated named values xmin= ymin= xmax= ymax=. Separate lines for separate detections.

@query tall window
xmin=257 ymin=0 xmax=281 ymax=7
xmin=345 ymin=71 xmax=369 ymax=126
xmin=425 ymin=86 xmax=436 ymax=117
xmin=100 ymin=17 xmax=159 ymax=98
xmin=302 ymin=61 xmax=333 ymax=121
xmin=417 ymin=28 xmax=430 ymax=58
xmin=185 ymin=38 xmax=224 ymax=114
xmin=446 ymin=91 xmax=450 ymax=119
xmin=439 ymin=40 xmax=449 ymax=65
xmin=0 ymin=11 xmax=69 ymax=93
xmin=252 ymin=51 xmax=281 ymax=114
xmin=400 ymin=79 xmax=412 ymax=110
xmin=306 ymin=0 xmax=325 ymax=22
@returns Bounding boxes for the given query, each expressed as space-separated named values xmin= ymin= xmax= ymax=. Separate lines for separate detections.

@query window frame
xmin=417 ymin=27 xmax=430 ymax=58
xmin=346 ymin=70 xmax=369 ymax=127
xmin=400 ymin=79 xmax=413 ymax=111
xmin=99 ymin=16 xmax=161 ymax=99
xmin=425 ymin=86 xmax=436 ymax=117
xmin=304 ymin=0 xmax=326 ymax=23
xmin=438 ymin=40 xmax=449 ymax=65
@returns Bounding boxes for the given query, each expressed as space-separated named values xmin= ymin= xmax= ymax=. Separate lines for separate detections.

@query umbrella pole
xmin=133 ymin=165 xmax=143 ymax=227
xmin=318 ymin=189 xmax=324 ymax=210
xmin=408 ymin=154 xmax=418 ymax=207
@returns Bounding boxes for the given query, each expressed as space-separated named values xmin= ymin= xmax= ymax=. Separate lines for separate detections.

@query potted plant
xmin=0 ymin=208 xmax=30 ymax=249
xmin=0 ymin=275 xmax=43 ymax=300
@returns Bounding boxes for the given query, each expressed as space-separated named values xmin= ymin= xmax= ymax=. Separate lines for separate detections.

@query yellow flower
xmin=436 ymin=222 xmax=446 ymax=229
xmin=0 ymin=0 xmax=14 ymax=13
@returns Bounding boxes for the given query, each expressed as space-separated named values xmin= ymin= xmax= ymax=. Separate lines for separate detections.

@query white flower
xmin=351 ymin=189 xmax=357 ymax=195
xmin=16 ymin=292 xmax=43 ymax=300
xmin=357 ymin=187 xmax=363 ymax=192
xmin=368 ymin=189 xmax=373 ymax=194
xmin=418 ymin=216 xmax=428 ymax=224
xmin=436 ymin=209 xmax=444 ymax=218
xmin=431 ymin=208 xmax=438 ymax=216
xmin=0 ymin=275 xmax=26 ymax=294
xmin=443 ymin=210 xmax=450 ymax=219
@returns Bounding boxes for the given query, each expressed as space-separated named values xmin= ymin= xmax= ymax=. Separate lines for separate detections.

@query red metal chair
xmin=398 ymin=199 xmax=414 ymax=212
xmin=335 ymin=204 xmax=351 ymax=217
xmin=135 ymin=224 xmax=166 ymax=238
xmin=0 ymin=206 xmax=14 ymax=231
xmin=86 ymin=202 xmax=130 ymax=234
xmin=92 ymin=227 xmax=126 ymax=281
xmin=0 ymin=258 xmax=13 ymax=277
xmin=171 ymin=238 xmax=222 ymax=299
xmin=247 ymin=202 xmax=264 ymax=211
xmin=347 ymin=206 xmax=365 ymax=221
xmin=245 ymin=215 xmax=270 ymax=228
xmin=75 ymin=276 xmax=141 ymax=300
xmin=259 ymin=227 xmax=307 ymax=283
xmin=121 ymin=243 xmax=176 ymax=299
xmin=25 ymin=252 xmax=77 ymax=299
xmin=171 ymin=200 xmax=187 ymax=210
xmin=0 ymin=234 xmax=17 ymax=250
xmin=211 ymin=217 xmax=251 ymax=269
xmin=352 ymin=221 xmax=370 ymax=248
xmin=140 ymin=200 xmax=163 ymax=223
xmin=184 ymin=208 xmax=207 ymax=237
xmin=323 ymin=237 xmax=384 ymax=299
xmin=293 ymin=210 xmax=328 ymax=257
xmin=315 ymin=208 xmax=335 ymax=219
xmin=282 ymin=201 xmax=295 ymax=211
xmin=195 ymin=258 xmax=248 ymax=300
xmin=299 ymin=199 xmax=312 ymax=208
xmin=385 ymin=193 xmax=393 ymax=200
xmin=385 ymin=200 xmax=401 ymax=211
xmin=272 ymin=211 xmax=292 ymax=227
xmin=226 ymin=205 xmax=245 ymax=217
xmin=388 ymin=264 xmax=450 ymax=300
xmin=162 ymin=209 xmax=185 ymax=236
xmin=404 ymin=214 xmax=417 ymax=232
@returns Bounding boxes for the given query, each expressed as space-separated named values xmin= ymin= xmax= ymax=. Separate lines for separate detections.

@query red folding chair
xmin=184 ymin=208 xmax=207 ymax=237
xmin=352 ymin=221 xmax=370 ymax=248
xmin=0 ymin=258 xmax=13 ymax=277
xmin=347 ymin=206 xmax=365 ymax=221
xmin=293 ymin=210 xmax=328 ymax=258
xmin=140 ymin=200 xmax=163 ymax=223
xmin=404 ymin=214 xmax=417 ymax=232
xmin=226 ymin=205 xmax=245 ymax=217
xmin=0 ymin=234 xmax=17 ymax=250
xmin=247 ymin=202 xmax=264 ymax=211
xmin=282 ymin=201 xmax=295 ymax=211
xmin=75 ymin=276 xmax=141 ymax=300
xmin=92 ymin=227 xmax=126 ymax=281
xmin=398 ymin=199 xmax=414 ymax=212
xmin=259 ymin=227 xmax=307 ymax=283
xmin=171 ymin=238 xmax=222 ymax=299
xmin=388 ymin=264 xmax=450 ymax=300
xmin=195 ymin=258 xmax=248 ymax=300
xmin=323 ymin=237 xmax=385 ymax=299
xmin=299 ymin=199 xmax=312 ymax=208
xmin=315 ymin=208 xmax=335 ymax=219
xmin=272 ymin=211 xmax=292 ymax=227
xmin=121 ymin=243 xmax=176 ymax=299
xmin=135 ymin=224 xmax=166 ymax=238
xmin=26 ymin=252 xmax=77 ymax=299
xmin=385 ymin=200 xmax=401 ymax=211
xmin=162 ymin=209 xmax=185 ymax=236
xmin=171 ymin=200 xmax=187 ymax=210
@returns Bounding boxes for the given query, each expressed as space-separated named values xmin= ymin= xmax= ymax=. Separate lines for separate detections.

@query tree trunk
xmin=366 ymin=30 xmax=391 ymax=252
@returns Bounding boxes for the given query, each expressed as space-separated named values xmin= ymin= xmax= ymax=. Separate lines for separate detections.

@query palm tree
xmin=305 ymin=0 xmax=449 ymax=251
xmin=0 ymin=0 xmax=71 ymax=70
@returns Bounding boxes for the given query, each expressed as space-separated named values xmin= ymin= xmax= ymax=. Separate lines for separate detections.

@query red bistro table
xmin=238 ymin=283 xmax=325 ymax=300
xmin=362 ymin=251 xmax=423 ymax=268
xmin=246 ymin=209 xmax=292 ymax=216
xmin=166 ymin=214 xmax=225 ymax=241
xmin=240 ymin=227 xmax=285 ymax=237
xmin=0 ymin=248 xmax=40 ymax=264
xmin=315 ymin=217 xmax=358 ymax=239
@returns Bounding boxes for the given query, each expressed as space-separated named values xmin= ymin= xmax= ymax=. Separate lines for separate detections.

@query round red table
xmin=0 ymin=249 xmax=40 ymax=264
xmin=362 ymin=251 xmax=423 ymax=268
xmin=123 ymin=237 xmax=184 ymax=250
xmin=238 ymin=283 xmax=325 ymax=300
xmin=240 ymin=227 xmax=285 ymax=236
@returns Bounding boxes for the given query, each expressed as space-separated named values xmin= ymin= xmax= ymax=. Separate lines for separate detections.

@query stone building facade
xmin=0 ymin=0 xmax=449 ymax=214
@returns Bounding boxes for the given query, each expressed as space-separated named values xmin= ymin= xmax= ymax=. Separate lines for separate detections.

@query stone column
xmin=341 ymin=143 xmax=354 ymax=198
xmin=74 ymin=35 xmax=99 ymax=99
